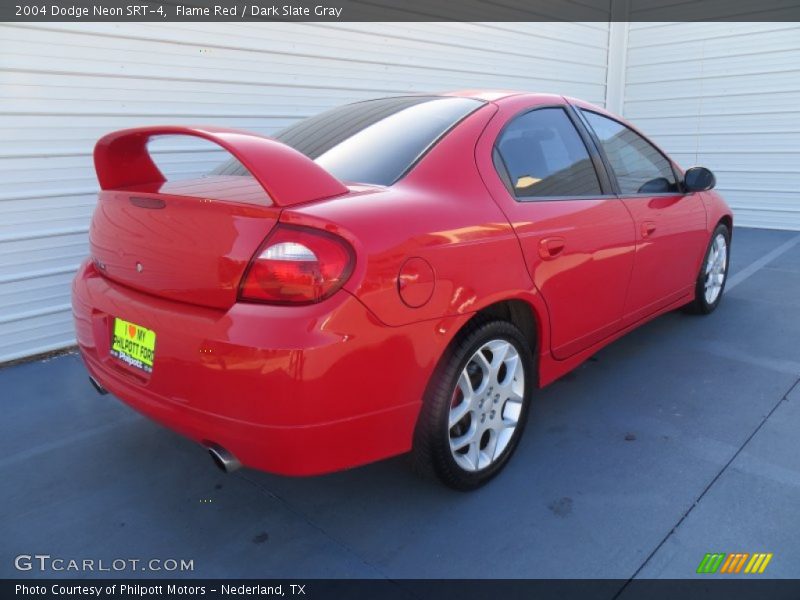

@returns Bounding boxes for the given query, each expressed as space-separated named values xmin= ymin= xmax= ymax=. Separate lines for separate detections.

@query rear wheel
xmin=685 ymin=222 xmax=730 ymax=314
xmin=412 ymin=320 xmax=533 ymax=490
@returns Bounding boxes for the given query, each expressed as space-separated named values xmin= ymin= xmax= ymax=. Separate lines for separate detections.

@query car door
xmin=577 ymin=108 xmax=709 ymax=323
xmin=478 ymin=102 xmax=636 ymax=360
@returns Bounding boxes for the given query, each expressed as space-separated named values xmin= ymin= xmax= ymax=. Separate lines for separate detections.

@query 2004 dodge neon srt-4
xmin=73 ymin=91 xmax=732 ymax=489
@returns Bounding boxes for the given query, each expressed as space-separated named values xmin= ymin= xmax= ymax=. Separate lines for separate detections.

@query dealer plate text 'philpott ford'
xmin=111 ymin=317 xmax=156 ymax=373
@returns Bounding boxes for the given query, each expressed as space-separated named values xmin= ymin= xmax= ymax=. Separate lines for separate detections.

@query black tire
xmin=684 ymin=222 xmax=731 ymax=315
xmin=412 ymin=319 xmax=534 ymax=491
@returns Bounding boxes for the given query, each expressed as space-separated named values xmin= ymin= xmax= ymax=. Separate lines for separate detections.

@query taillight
xmin=239 ymin=224 xmax=355 ymax=304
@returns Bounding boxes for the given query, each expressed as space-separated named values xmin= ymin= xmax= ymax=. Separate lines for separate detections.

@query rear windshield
xmin=211 ymin=96 xmax=483 ymax=186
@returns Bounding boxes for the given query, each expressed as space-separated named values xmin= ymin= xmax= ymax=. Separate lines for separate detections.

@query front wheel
xmin=412 ymin=320 xmax=534 ymax=490
xmin=685 ymin=222 xmax=731 ymax=314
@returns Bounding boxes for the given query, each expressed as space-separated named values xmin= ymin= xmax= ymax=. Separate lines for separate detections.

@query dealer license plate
xmin=110 ymin=317 xmax=156 ymax=374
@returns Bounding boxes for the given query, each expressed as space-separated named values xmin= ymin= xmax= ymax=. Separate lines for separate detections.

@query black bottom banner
xmin=5 ymin=579 xmax=800 ymax=600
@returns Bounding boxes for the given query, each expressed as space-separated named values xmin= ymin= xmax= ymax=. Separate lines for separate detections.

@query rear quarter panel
xmin=283 ymin=103 xmax=538 ymax=328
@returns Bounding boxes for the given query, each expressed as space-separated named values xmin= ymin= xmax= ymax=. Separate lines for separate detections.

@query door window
xmin=581 ymin=110 xmax=678 ymax=195
xmin=494 ymin=108 xmax=602 ymax=199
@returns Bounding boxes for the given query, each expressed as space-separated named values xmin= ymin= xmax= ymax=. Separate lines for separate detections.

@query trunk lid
xmin=90 ymin=176 xmax=280 ymax=309
xmin=89 ymin=125 xmax=350 ymax=309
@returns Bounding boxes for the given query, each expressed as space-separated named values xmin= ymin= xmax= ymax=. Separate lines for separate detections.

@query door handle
xmin=538 ymin=236 xmax=566 ymax=260
xmin=641 ymin=221 xmax=656 ymax=239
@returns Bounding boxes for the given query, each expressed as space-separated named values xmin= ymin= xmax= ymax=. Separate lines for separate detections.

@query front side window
xmin=494 ymin=107 xmax=602 ymax=199
xmin=212 ymin=96 xmax=483 ymax=186
xmin=581 ymin=110 xmax=678 ymax=195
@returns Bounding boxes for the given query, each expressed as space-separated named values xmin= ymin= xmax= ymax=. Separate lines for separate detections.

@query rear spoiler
xmin=93 ymin=125 xmax=348 ymax=207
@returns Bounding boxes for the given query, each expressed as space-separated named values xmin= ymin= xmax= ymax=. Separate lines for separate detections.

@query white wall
xmin=621 ymin=22 xmax=800 ymax=230
xmin=3 ymin=20 xmax=799 ymax=363
xmin=0 ymin=22 xmax=610 ymax=362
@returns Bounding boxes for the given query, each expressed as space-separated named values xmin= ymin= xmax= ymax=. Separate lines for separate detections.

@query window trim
xmin=492 ymin=104 xmax=615 ymax=202
xmin=574 ymin=107 xmax=685 ymax=198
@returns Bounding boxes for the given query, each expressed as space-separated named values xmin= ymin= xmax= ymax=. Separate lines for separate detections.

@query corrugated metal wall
xmin=0 ymin=22 xmax=610 ymax=362
xmin=623 ymin=22 xmax=800 ymax=230
xmin=5 ymin=20 xmax=798 ymax=364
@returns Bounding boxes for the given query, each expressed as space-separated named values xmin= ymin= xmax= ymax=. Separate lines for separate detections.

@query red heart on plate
xmin=128 ymin=324 xmax=136 ymax=338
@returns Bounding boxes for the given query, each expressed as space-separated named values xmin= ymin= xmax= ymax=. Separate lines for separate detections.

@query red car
xmin=73 ymin=91 xmax=732 ymax=489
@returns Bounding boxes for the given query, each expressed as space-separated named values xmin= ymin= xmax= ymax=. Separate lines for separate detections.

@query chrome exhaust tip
xmin=206 ymin=443 xmax=242 ymax=473
xmin=88 ymin=375 xmax=108 ymax=395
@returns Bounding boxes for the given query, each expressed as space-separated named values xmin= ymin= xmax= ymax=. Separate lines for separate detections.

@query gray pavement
xmin=2 ymin=227 xmax=799 ymax=587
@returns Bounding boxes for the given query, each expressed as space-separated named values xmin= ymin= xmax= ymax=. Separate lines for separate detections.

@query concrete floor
xmin=2 ymin=227 xmax=799 ymax=587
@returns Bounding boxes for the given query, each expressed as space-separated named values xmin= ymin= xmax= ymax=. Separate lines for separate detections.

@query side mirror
xmin=683 ymin=166 xmax=716 ymax=192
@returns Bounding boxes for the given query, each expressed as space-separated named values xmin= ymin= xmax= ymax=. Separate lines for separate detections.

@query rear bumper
xmin=72 ymin=260 xmax=460 ymax=475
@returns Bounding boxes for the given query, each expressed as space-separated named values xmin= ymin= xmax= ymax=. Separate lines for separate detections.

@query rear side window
xmin=213 ymin=96 xmax=483 ymax=186
xmin=581 ymin=110 xmax=678 ymax=195
xmin=494 ymin=108 xmax=602 ymax=199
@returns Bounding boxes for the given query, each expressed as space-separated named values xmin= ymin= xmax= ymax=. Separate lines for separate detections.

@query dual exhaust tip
xmin=89 ymin=376 xmax=108 ymax=395
xmin=206 ymin=443 xmax=242 ymax=473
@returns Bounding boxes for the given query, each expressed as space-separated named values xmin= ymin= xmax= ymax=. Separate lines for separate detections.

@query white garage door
xmin=623 ymin=22 xmax=800 ymax=231
xmin=0 ymin=22 xmax=611 ymax=362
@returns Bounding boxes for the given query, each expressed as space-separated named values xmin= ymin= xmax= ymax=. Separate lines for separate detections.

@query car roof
xmin=356 ymin=91 xmax=598 ymax=110
xmin=441 ymin=90 xmax=572 ymax=104
xmin=441 ymin=90 xmax=524 ymax=101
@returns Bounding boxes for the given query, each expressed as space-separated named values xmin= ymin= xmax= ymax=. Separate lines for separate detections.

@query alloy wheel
xmin=704 ymin=233 xmax=728 ymax=304
xmin=448 ymin=339 xmax=525 ymax=472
